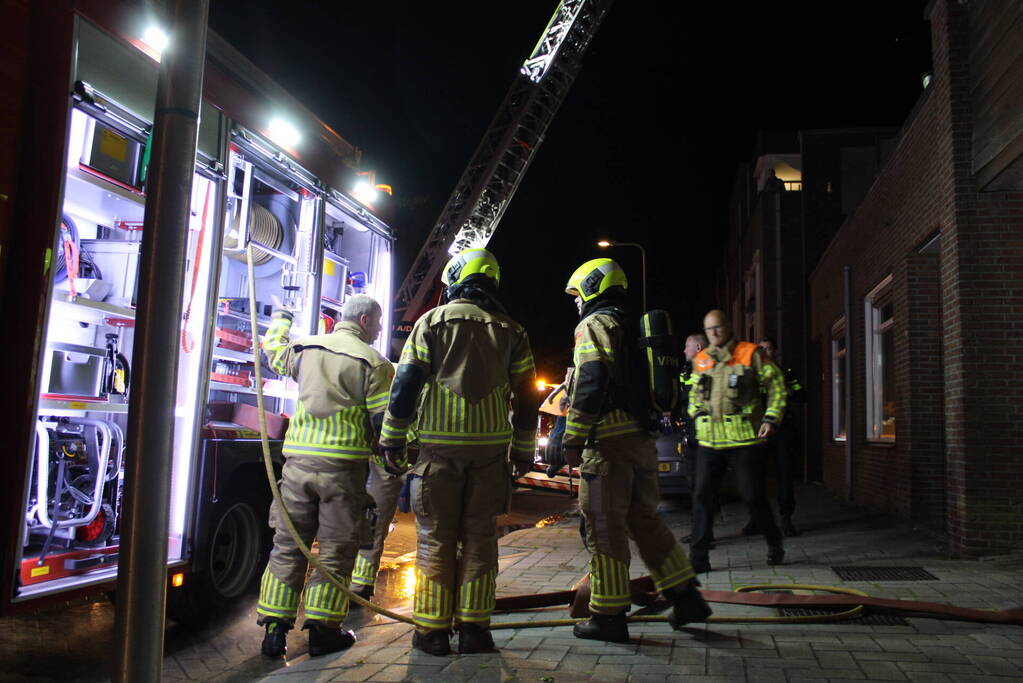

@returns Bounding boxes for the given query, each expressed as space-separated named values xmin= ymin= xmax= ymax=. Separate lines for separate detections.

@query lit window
xmin=864 ymin=276 xmax=895 ymax=441
xmin=831 ymin=318 xmax=847 ymax=441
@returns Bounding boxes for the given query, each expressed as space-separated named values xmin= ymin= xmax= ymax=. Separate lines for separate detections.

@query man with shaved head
xmin=686 ymin=310 xmax=788 ymax=573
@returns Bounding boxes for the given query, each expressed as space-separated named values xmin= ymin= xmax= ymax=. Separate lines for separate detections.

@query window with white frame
xmin=831 ymin=318 xmax=847 ymax=441
xmin=864 ymin=276 xmax=895 ymax=441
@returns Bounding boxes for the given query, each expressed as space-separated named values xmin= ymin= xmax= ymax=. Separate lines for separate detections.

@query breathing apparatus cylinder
xmin=637 ymin=309 xmax=681 ymax=428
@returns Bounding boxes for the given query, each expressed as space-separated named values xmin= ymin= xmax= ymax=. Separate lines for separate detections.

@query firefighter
xmin=256 ymin=294 xmax=394 ymax=659
xmin=740 ymin=336 xmax=805 ymax=538
xmin=679 ymin=331 xmax=714 ymax=546
xmin=551 ymin=258 xmax=711 ymax=643
xmin=378 ymin=248 xmax=536 ymax=656
xmin=351 ymin=397 xmax=425 ymax=601
xmin=688 ymin=310 xmax=787 ymax=574
xmin=350 ymin=459 xmax=403 ymax=600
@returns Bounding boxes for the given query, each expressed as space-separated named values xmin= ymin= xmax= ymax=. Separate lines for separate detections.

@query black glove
xmin=545 ymin=441 xmax=565 ymax=478
xmin=379 ymin=446 xmax=409 ymax=476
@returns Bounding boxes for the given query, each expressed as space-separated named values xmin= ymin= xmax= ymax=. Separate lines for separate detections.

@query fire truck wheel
xmin=204 ymin=494 xmax=265 ymax=603
xmin=167 ymin=490 xmax=268 ymax=628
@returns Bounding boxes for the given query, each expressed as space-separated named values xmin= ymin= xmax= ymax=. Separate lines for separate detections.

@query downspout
xmin=843 ymin=265 xmax=853 ymax=500
xmin=775 ymin=188 xmax=783 ymax=355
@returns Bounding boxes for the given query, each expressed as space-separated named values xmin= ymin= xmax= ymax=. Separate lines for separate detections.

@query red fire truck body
xmin=0 ymin=0 xmax=394 ymax=619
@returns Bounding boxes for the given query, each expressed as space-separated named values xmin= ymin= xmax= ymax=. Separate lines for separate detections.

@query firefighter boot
xmin=261 ymin=619 xmax=290 ymax=658
xmin=457 ymin=623 xmax=496 ymax=654
xmin=573 ymin=612 xmax=630 ymax=643
xmin=412 ymin=629 xmax=452 ymax=656
xmin=781 ymin=514 xmax=801 ymax=537
xmin=767 ymin=543 xmax=786 ymax=566
xmin=665 ymin=580 xmax=713 ymax=629
xmin=305 ymin=621 xmax=356 ymax=657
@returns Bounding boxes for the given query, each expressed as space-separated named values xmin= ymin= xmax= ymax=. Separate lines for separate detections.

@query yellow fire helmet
xmin=565 ymin=258 xmax=628 ymax=302
xmin=441 ymin=247 xmax=501 ymax=287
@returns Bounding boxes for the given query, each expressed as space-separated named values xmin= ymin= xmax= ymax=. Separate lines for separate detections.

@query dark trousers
xmin=690 ymin=445 xmax=781 ymax=552
xmin=684 ymin=446 xmax=716 ymax=540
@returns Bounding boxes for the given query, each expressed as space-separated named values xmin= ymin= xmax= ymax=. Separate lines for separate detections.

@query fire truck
xmin=0 ymin=1 xmax=393 ymax=620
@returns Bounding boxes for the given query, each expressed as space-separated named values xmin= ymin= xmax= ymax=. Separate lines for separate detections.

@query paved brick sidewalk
xmin=240 ymin=484 xmax=1023 ymax=682
xmin=4 ymin=483 xmax=1021 ymax=681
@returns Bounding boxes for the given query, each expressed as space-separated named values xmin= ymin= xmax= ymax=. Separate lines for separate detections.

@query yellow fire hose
xmin=245 ymin=244 xmax=868 ymax=630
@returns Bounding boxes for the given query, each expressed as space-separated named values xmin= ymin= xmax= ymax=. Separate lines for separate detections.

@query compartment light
xmin=353 ymin=181 xmax=378 ymax=205
xmin=142 ymin=26 xmax=169 ymax=55
xmin=267 ymin=118 xmax=301 ymax=149
xmin=171 ymin=572 xmax=185 ymax=588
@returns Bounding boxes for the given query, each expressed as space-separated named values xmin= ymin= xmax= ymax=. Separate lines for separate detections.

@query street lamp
xmin=597 ymin=239 xmax=647 ymax=312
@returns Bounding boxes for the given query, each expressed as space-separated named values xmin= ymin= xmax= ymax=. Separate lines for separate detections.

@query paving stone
xmin=784 ymin=668 xmax=866 ymax=680
xmin=896 ymin=662 xmax=982 ymax=675
xmin=902 ymin=672 xmax=952 ymax=683
xmin=857 ymin=660 xmax=909 ymax=680
xmin=965 ymin=655 xmax=1023 ymax=676
xmin=325 ymin=662 xmax=389 ymax=681
xmin=815 ymin=651 xmax=861 ymax=669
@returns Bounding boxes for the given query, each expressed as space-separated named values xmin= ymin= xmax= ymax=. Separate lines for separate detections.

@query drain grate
xmin=777 ymin=606 xmax=909 ymax=626
xmin=832 ymin=566 xmax=939 ymax=581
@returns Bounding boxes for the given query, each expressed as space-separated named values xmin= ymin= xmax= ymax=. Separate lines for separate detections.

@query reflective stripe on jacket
xmin=380 ymin=300 xmax=536 ymax=456
xmin=563 ymin=312 xmax=644 ymax=447
xmin=264 ymin=313 xmax=394 ymax=461
xmin=687 ymin=339 xmax=786 ymax=450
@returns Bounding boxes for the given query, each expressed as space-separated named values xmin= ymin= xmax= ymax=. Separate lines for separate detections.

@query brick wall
xmin=904 ymin=253 xmax=946 ymax=525
xmin=809 ymin=0 xmax=954 ymax=523
xmin=809 ymin=0 xmax=1023 ymax=556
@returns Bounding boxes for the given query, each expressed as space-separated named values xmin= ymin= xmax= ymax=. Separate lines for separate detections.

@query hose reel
xmin=225 ymin=203 xmax=284 ymax=266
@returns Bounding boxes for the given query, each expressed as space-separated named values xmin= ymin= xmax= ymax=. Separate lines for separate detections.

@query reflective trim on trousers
xmin=454 ymin=568 xmax=496 ymax=625
xmin=351 ymin=553 xmax=377 ymax=588
xmin=304 ymin=580 xmax=350 ymax=624
xmin=649 ymin=543 xmax=695 ymax=592
xmin=413 ymin=569 xmax=453 ymax=630
xmin=257 ymin=567 xmax=300 ymax=622
xmin=589 ymin=552 xmax=631 ymax=613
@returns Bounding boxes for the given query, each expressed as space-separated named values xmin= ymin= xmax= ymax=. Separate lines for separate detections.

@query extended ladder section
xmin=393 ymin=0 xmax=615 ymax=325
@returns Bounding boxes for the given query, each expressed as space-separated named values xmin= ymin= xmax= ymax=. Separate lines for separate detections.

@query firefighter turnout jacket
xmin=688 ymin=339 xmax=786 ymax=450
xmin=380 ymin=299 xmax=536 ymax=460
xmin=563 ymin=312 xmax=645 ymax=447
xmin=264 ymin=313 xmax=394 ymax=460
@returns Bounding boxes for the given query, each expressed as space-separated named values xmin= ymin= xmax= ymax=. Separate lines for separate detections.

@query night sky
xmin=208 ymin=0 xmax=931 ymax=379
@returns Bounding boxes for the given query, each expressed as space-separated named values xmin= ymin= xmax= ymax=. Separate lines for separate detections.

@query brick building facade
xmin=720 ymin=130 xmax=897 ymax=484
xmin=808 ymin=0 xmax=1023 ymax=557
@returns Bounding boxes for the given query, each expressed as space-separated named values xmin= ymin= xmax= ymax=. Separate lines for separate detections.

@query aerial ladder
xmin=392 ymin=0 xmax=614 ymax=348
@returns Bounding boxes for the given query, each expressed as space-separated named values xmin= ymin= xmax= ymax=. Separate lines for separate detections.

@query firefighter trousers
xmin=256 ymin=456 xmax=368 ymax=629
xmin=410 ymin=443 xmax=511 ymax=633
xmin=352 ymin=460 xmax=404 ymax=590
xmin=579 ymin=434 xmax=695 ymax=615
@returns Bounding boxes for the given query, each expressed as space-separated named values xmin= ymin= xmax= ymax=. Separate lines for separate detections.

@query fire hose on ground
xmin=246 ymin=245 xmax=1023 ymax=632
